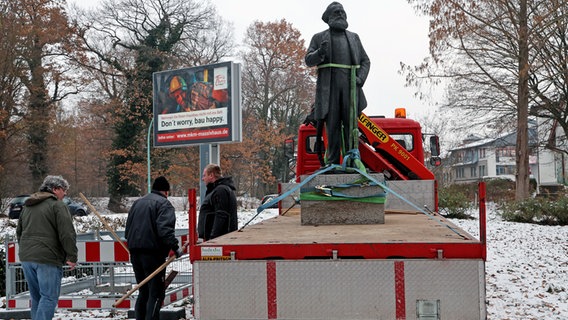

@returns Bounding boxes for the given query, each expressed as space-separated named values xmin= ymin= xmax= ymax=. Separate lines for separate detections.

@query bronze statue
xmin=305 ymin=2 xmax=370 ymax=165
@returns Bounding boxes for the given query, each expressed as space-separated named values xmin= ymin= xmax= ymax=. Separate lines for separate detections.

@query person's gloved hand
xmin=175 ymin=248 xmax=185 ymax=258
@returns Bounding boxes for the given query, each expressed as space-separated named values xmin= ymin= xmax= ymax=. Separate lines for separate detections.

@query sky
xmin=70 ymin=0 xmax=436 ymax=118
xmin=213 ymin=0 xmax=435 ymax=118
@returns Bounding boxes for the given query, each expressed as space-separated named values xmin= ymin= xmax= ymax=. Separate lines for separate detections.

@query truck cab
xmin=297 ymin=108 xmax=440 ymax=181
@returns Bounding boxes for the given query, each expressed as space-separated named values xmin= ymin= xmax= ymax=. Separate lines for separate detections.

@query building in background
xmin=448 ymin=124 xmax=539 ymax=185
xmin=535 ymin=118 xmax=568 ymax=193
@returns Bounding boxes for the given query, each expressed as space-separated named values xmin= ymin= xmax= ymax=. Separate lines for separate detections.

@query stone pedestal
xmin=300 ymin=173 xmax=385 ymax=225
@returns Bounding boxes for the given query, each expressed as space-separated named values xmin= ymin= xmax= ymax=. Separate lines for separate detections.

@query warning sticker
xmin=201 ymin=247 xmax=223 ymax=256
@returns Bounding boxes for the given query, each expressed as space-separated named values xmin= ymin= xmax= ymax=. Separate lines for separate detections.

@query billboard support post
xmin=199 ymin=143 xmax=220 ymax=204
xmin=147 ymin=118 xmax=154 ymax=193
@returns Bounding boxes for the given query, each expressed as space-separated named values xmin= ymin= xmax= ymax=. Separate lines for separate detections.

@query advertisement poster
xmin=152 ymin=62 xmax=241 ymax=147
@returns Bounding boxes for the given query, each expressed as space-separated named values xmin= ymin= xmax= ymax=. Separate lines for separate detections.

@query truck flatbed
xmin=211 ymin=212 xmax=474 ymax=244
xmin=194 ymin=211 xmax=484 ymax=261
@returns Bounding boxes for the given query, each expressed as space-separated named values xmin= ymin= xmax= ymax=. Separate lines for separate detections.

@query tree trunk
xmin=28 ymin=40 xmax=50 ymax=190
xmin=516 ymin=0 xmax=530 ymax=200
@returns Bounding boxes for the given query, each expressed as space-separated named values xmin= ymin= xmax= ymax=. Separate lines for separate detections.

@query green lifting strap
xmin=313 ymin=184 xmax=387 ymax=199
xmin=302 ymin=171 xmax=386 ymax=201
xmin=317 ymin=63 xmax=362 ymax=170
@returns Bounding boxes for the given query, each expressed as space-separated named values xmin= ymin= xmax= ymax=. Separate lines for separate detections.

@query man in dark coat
xmin=125 ymin=176 xmax=182 ymax=320
xmin=305 ymin=1 xmax=371 ymax=165
xmin=197 ymin=163 xmax=238 ymax=241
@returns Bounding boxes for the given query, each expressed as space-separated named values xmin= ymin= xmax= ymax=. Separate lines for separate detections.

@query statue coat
xmin=305 ymin=29 xmax=371 ymax=121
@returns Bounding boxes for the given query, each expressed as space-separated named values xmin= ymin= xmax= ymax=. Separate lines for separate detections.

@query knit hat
xmin=322 ymin=2 xmax=344 ymax=23
xmin=152 ymin=176 xmax=170 ymax=192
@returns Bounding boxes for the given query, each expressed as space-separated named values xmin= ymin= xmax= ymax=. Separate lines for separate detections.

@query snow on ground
xmin=448 ymin=203 xmax=568 ymax=320
xmin=1 ymin=198 xmax=567 ymax=319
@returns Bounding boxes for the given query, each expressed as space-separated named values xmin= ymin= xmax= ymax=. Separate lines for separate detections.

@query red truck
xmin=297 ymin=108 xmax=440 ymax=181
xmin=188 ymin=109 xmax=486 ymax=320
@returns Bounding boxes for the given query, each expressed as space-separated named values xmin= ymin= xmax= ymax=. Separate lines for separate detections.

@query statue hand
xmin=319 ymin=39 xmax=329 ymax=58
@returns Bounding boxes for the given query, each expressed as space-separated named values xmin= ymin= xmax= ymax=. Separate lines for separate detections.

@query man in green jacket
xmin=16 ymin=175 xmax=78 ymax=320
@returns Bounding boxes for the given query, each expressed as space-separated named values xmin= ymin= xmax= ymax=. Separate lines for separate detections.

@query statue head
xmin=322 ymin=2 xmax=348 ymax=31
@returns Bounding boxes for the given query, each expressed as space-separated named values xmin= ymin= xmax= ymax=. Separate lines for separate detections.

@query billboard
xmin=152 ymin=62 xmax=242 ymax=147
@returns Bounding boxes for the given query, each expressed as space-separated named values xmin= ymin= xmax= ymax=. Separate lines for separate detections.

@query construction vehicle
xmin=297 ymin=108 xmax=441 ymax=182
xmin=188 ymin=109 xmax=487 ymax=319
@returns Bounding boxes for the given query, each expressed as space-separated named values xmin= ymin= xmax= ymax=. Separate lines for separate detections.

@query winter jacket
xmin=125 ymin=190 xmax=179 ymax=257
xmin=198 ymin=176 xmax=238 ymax=240
xmin=16 ymin=192 xmax=78 ymax=267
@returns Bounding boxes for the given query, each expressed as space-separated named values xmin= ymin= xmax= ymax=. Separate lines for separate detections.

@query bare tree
xmin=529 ymin=0 xmax=568 ymax=156
xmin=403 ymin=0 xmax=559 ymax=199
xmin=3 ymin=0 xmax=82 ymax=190
xmin=239 ymin=19 xmax=314 ymax=194
xmin=74 ymin=0 xmax=234 ymax=210
xmin=0 ymin=1 xmax=28 ymax=197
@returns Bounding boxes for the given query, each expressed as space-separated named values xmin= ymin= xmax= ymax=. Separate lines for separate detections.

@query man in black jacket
xmin=198 ymin=163 xmax=238 ymax=241
xmin=125 ymin=176 xmax=182 ymax=320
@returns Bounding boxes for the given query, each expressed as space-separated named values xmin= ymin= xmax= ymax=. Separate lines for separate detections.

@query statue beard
xmin=328 ymin=17 xmax=348 ymax=31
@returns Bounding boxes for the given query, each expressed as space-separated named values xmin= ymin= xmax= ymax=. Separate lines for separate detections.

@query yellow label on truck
xmin=202 ymin=256 xmax=231 ymax=261
xmin=359 ymin=113 xmax=389 ymax=144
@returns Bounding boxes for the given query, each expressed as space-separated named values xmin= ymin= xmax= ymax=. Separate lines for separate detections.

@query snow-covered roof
xmin=450 ymin=126 xmax=538 ymax=152
xmin=452 ymin=137 xmax=496 ymax=150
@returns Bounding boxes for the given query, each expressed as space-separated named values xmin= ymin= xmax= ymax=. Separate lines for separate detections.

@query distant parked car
xmin=8 ymin=195 xmax=30 ymax=219
xmin=63 ymin=197 xmax=89 ymax=216
xmin=8 ymin=195 xmax=89 ymax=219
xmin=261 ymin=194 xmax=279 ymax=209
